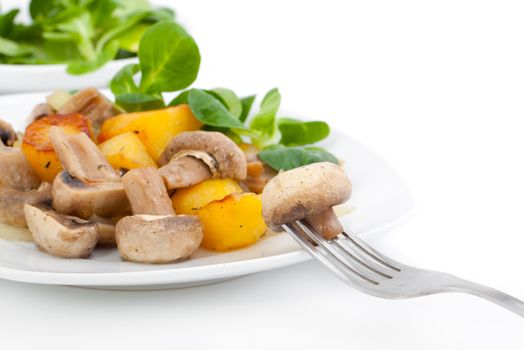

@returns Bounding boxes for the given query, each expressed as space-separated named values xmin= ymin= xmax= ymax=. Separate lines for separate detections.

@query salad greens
xmin=258 ymin=146 xmax=339 ymax=171
xmin=106 ymin=13 xmax=337 ymax=171
xmin=0 ymin=0 xmax=174 ymax=74
xmin=278 ymin=118 xmax=330 ymax=146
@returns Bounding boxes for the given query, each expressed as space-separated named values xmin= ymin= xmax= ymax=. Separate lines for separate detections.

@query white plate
xmin=0 ymin=58 xmax=137 ymax=94
xmin=0 ymin=91 xmax=413 ymax=290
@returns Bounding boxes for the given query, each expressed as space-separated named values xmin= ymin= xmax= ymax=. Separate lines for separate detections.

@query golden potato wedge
xmin=171 ymin=179 xmax=243 ymax=215
xmin=198 ymin=193 xmax=267 ymax=251
xmin=98 ymin=132 xmax=157 ymax=171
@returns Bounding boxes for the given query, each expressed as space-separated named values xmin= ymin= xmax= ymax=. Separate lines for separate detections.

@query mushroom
xmin=0 ymin=183 xmax=52 ymax=227
xmin=240 ymin=143 xmax=277 ymax=194
xmin=0 ymin=119 xmax=17 ymax=147
xmin=24 ymin=204 xmax=98 ymax=258
xmin=261 ymin=162 xmax=352 ymax=240
xmin=89 ymin=215 xmax=120 ymax=246
xmin=157 ymin=131 xmax=247 ymax=190
xmin=116 ymin=167 xmax=203 ymax=264
xmin=0 ymin=120 xmax=41 ymax=191
xmin=27 ymin=103 xmax=53 ymax=123
xmin=57 ymin=88 xmax=116 ymax=130
xmin=49 ymin=126 xmax=130 ymax=219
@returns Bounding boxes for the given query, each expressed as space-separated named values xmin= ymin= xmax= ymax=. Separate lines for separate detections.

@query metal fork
xmin=282 ymin=221 xmax=524 ymax=318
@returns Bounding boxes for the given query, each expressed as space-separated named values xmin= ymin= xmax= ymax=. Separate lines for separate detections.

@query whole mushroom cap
xmin=261 ymin=162 xmax=352 ymax=229
xmin=158 ymin=131 xmax=247 ymax=180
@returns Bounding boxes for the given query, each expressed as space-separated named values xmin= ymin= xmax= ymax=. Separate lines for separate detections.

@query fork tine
xmin=339 ymin=231 xmax=402 ymax=272
xmin=295 ymin=221 xmax=392 ymax=281
xmin=282 ymin=224 xmax=378 ymax=285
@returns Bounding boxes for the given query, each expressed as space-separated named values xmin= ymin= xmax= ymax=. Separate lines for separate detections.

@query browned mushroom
xmin=57 ymin=88 xmax=116 ymax=130
xmin=261 ymin=162 xmax=352 ymax=240
xmin=24 ymin=204 xmax=98 ymax=258
xmin=116 ymin=167 xmax=203 ymax=264
xmin=49 ymin=126 xmax=130 ymax=219
xmin=157 ymin=131 xmax=247 ymax=190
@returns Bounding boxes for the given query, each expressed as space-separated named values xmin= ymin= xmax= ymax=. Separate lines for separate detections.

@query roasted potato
xmin=98 ymin=105 xmax=202 ymax=161
xmin=171 ymin=179 xmax=243 ymax=215
xmin=98 ymin=132 xmax=157 ymax=171
xmin=198 ymin=193 xmax=267 ymax=251
xmin=22 ymin=113 xmax=94 ymax=181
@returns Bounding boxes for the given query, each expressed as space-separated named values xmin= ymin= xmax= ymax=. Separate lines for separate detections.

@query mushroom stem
xmin=304 ymin=208 xmax=343 ymax=240
xmin=158 ymin=156 xmax=212 ymax=190
xmin=122 ymin=167 xmax=175 ymax=216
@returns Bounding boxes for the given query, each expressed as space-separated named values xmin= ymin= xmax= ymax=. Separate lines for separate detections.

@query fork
xmin=282 ymin=221 xmax=524 ymax=318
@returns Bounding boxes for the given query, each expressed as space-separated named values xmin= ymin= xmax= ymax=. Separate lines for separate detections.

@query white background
xmin=1 ymin=0 xmax=524 ymax=348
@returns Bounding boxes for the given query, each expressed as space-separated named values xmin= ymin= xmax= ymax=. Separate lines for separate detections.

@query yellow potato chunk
xmin=172 ymin=179 xmax=243 ymax=215
xmin=98 ymin=105 xmax=202 ymax=161
xmin=198 ymin=193 xmax=267 ymax=251
xmin=98 ymin=132 xmax=157 ymax=170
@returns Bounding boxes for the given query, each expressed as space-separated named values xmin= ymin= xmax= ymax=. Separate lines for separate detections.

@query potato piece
xmin=172 ymin=179 xmax=243 ymax=215
xmin=98 ymin=105 xmax=202 ymax=161
xmin=198 ymin=193 xmax=267 ymax=251
xmin=98 ymin=132 xmax=157 ymax=171
xmin=22 ymin=113 xmax=94 ymax=182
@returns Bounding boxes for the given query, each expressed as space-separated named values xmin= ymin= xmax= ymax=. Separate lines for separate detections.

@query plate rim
xmin=0 ymin=91 xmax=414 ymax=287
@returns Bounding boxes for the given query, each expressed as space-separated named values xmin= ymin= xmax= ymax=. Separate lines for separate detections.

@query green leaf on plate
xmin=168 ymin=90 xmax=190 ymax=106
xmin=258 ymin=145 xmax=338 ymax=171
xmin=278 ymin=118 xmax=330 ymax=146
xmin=249 ymin=88 xmax=281 ymax=148
xmin=206 ymin=88 xmax=242 ymax=119
xmin=139 ymin=21 xmax=200 ymax=94
xmin=110 ymin=63 xmax=140 ymax=95
xmin=115 ymin=92 xmax=165 ymax=112
xmin=187 ymin=89 xmax=247 ymax=129
xmin=239 ymin=95 xmax=256 ymax=122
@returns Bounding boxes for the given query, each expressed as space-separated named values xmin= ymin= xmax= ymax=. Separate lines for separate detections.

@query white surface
xmin=0 ymin=91 xmax=412 ymax=288
xmin=0 ymin=58 xmax=137 ymax=94
xmin=1 ymin=0 xmax=524 ymax=349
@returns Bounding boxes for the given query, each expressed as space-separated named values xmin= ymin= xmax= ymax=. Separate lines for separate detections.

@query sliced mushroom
xmin=116 ymin=167 xmax=203 ymax=264
xmin=157 ymin=131 xmax=247 ymax=190
xmin=49 ymin=126 xmax=120 ymax=183
xmin=49 ymin=127 xmax=130 ymax=219
xmin=24 ymin=204 xmax=98 ymax=258
xmin=261 ymin=162 xmax=352 ymax=240
xmin=57 ymin=88 xmax=116 ymax=130
xmin=52 ymin=172 xmax=129 ymax=219
xmin=0 ymin=120 xmax=41 ymax=191
xmin=0 ymin=119 xmax=17 ymax=147
xmin=27 ymin=103 xmax=54 ymax=123
xmin=0 ymin=182 xmax=52 ymax=227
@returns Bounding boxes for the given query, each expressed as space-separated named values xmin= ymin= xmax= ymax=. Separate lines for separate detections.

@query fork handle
xmin=444 ymin=276 xmax=524 ymax=318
